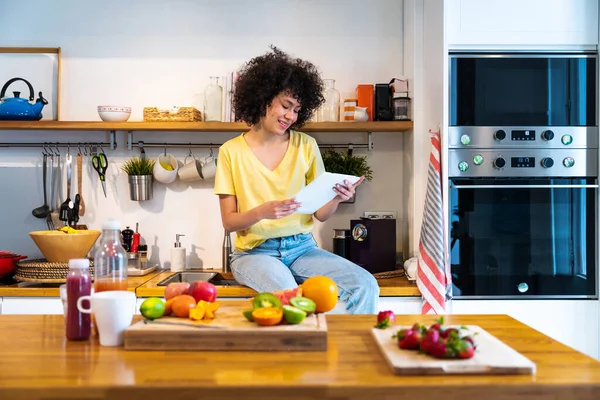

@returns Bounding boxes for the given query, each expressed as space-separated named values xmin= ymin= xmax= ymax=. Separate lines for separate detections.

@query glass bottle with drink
xmin=94 ymin=220 xmax=128 ymax=293
xmin=66 ymin=258 xmax=92 ymax=341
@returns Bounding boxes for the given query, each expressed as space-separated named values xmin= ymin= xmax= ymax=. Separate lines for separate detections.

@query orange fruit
xmin=252 ymin=307 xmax=283 ymax=326
xmin=171 ymin=295 xmax=197 ymax=318
xmin=300 ymin=276 xmax=338 ymax=313
xmin=164 ymin=298 xmax=175 ymax=316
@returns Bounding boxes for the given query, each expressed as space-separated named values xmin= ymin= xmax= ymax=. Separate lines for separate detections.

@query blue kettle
xmin=0 ymin=77 xmax=48 ymax=121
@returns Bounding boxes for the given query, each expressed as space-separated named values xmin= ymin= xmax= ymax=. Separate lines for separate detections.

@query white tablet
xmin=293 ymin=172 xmax=361 ymax=214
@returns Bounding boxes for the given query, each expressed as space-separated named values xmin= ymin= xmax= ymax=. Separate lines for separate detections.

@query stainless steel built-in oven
xmin=448 ymin=52 xmax=598 ymax=299
xmin=450 ymin=52 xmax=596 ymax=128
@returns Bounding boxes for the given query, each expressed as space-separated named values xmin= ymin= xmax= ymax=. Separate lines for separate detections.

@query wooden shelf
xmin=0 ymin=120 xmax=413 ymax=133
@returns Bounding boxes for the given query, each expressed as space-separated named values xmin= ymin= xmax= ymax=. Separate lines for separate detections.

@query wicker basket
xmin=15 ymin=258 xmax=95 ymax=283
xmin=143 ymin=107 xmax=202 ymax=122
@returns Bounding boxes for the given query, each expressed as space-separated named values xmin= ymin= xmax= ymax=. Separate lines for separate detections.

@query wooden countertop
xmin=0 ymin=269 xmax=420 ymax=298
xmin=0 ymin=310 xmax=598 ymax=400
xmin=136 ymin=269 xmax=421 ymax=297
xmin=0 ymin=272 xmax=161 ymax=297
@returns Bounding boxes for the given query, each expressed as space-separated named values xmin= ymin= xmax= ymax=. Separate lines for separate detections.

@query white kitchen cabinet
xmin=1 ymin=297 xmax=63 ymax=315
xmin=446 ymin=0 xmax=599 ymax=47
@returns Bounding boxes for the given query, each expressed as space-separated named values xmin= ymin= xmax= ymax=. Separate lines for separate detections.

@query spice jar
xmin=343 ymin=98 xmax=357 ymax=121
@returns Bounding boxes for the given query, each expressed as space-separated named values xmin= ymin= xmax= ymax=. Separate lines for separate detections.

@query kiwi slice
xmin=252 ymin=292 xmax=283 ymax=310
xmin=242 ymin=309 xmax=254 ymax=322
xmin=289 ymin=296 xmax=316 ymax=314
xmin=282 ymin=305 xmax=307 ymax=324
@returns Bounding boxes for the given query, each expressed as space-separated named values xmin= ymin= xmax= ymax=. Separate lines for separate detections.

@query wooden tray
xmin=124 ymin=303 xmax=328 ymax=352
xmin=371 ymin=325 xmax=536 ymax=375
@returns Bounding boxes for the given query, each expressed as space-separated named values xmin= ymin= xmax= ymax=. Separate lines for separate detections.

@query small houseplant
xmin=321 ymin=149 xmax=373 ymax=203
xmin=121 ymin=156 xmax=156 ymax=201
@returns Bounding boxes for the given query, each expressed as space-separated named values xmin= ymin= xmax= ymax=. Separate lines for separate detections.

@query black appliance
xmin=374 ymin=83 xmax=393 ymax=121
xmin=349 ymin=218 xmax=396 ymax=274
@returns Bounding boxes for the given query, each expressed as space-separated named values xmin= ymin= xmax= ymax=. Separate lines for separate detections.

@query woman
xmin=214 ymin=46 xmax=379 ymax=314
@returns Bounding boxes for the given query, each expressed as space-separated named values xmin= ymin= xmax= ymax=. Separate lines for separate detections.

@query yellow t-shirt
xmin=214 ymin=130 xmax=325 ymax=251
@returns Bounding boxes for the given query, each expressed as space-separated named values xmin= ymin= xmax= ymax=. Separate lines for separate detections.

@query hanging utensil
xmin=59 ymin=149 xmax=72 ymax=221
xmin=92 ymin=150 xmax=108 ymax=198
xmin=77 ymin=152 xmax=86 ymax=215
xmin=32 ymin=151 xmax=50 ymax=218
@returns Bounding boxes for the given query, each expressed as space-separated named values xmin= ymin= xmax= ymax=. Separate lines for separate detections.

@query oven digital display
xmin=511 ymin=157 xmax=536 ymax=168
xmin=511 ymin=130 xmax=536 ymax=141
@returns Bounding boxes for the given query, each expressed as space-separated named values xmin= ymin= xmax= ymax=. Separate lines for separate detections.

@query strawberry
xmin=463 ymin=335 xmax=477 ymax=350
xmin=457 ymin=341 xmax=475 ymax=359
xmin=420 ymin=328 xmax=440 ymax=353
xmin=427 ymin=339 xmax=454 ymax=359
xmin=429 ymin=316 xmax=445 ymax=331
xmin=398 ymin=330 xmax=422 ymax=350
xmin=411 ymin=322 xmax=426 ymax=334
xmin=441 ymin=327 xmax=458 ymax=339
xmin=375 ymin=310 xmax=396 ymax=329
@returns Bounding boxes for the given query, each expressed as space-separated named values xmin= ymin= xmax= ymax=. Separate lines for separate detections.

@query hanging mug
xmin=178 ymin=154 xmax=203 ymax=182
xmin=153 ymin=153 xmax=179 ymax=184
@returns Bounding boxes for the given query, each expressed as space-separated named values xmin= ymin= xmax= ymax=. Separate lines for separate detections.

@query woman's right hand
xmin=258 ymin=199 xmax=301 ymax=220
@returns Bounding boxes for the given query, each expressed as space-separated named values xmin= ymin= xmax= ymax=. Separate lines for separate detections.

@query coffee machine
xmin=349 ymin=218 xmax=396 ymax=274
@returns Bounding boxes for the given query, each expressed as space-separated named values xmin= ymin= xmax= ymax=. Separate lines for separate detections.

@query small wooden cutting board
xmin=124 ymin=303 xmax=327 ymax=352
xmin=371 ymin=325 xmax=536 ymax=375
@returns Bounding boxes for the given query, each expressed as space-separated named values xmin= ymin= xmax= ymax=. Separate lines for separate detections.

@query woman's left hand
xmin=333 ymin=177 xmax=365 ymax=201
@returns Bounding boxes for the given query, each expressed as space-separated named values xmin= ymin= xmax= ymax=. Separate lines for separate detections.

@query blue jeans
xmin=230 ymin=233 xmax=379 ymax=314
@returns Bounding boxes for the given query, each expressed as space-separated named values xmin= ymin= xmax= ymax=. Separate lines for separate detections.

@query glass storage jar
xmin=203 ymin=76 xmax=223 ymax=122
xmin=318 ymin=79 xmax=340 ymax=122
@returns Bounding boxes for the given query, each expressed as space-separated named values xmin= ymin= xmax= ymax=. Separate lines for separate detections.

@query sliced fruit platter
xmin=370 ymin=311 xmax=536 ymax=375
xmin=124 ymin=276 xmax=335 ymax=351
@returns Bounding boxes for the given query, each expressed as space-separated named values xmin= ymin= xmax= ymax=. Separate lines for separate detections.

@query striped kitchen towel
xmin=416 ymin=129 xmax=452 ymax=314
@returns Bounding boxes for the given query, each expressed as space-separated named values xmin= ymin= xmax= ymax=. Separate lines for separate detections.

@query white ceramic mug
xmin=201 ymin=156 xmax=217 ymax=181
xmin=77 ymin=290 xmax=136 ymax=347
xmin=153 ymin=153 xmax=179 ymax=184
xmin=178 ymin=154 xmax=203 ymax=182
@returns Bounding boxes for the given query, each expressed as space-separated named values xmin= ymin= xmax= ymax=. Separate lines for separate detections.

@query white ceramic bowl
xmin=98 ymin=106 xmax=131 ymax=122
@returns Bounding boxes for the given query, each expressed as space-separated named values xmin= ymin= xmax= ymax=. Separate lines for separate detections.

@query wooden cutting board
xmin=371 ymin=325 xmax=536 ymax=375
xmin=124 ymin=303 xmax=327 ymax=352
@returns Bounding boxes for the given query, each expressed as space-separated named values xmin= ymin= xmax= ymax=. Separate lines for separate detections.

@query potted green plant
xmin=121 ymin=156 xmax=156 ymax=201
xmin=320 ymin=149 xmax=373 ymax=203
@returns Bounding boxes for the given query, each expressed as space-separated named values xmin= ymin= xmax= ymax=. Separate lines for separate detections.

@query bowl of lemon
xmin=153 ymin=153 xmax=179 ymax=184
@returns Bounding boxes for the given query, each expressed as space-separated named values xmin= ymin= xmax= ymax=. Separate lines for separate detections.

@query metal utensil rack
xmin=0 ymin=141 xmax=113 ymax=153
xmin=128 ymin=131 xmax=373 ymax=153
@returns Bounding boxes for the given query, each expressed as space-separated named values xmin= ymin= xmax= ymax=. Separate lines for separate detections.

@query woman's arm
xmin=219 ymin=194 xmax=301 ymax=232
xmin=313 ymin=177 xmax=365 ymax=222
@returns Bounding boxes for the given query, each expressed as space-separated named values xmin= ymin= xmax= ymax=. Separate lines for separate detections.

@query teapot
xmin=0 ymin=77 xmax=48 ymax=121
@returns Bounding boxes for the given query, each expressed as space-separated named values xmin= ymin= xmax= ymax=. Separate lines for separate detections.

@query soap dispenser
xmin=170 ymin=234 xmax=186 ymax=272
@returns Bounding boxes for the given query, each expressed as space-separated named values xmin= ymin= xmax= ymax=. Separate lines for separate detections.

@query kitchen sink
xmin=157 ymin=271 xmax=239 ymax=287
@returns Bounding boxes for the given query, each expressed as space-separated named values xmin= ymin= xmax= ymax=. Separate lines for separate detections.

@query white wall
xmin=0 ymin=0 xmax=408 ymax=268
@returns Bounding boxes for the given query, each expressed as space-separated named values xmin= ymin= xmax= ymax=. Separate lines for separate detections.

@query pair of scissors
xmin=92 ymin=151 xmax=108 ymax=198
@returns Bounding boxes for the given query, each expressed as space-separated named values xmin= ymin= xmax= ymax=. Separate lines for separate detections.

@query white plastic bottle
xmin=170 ymin=234 xmax=186 ymax=272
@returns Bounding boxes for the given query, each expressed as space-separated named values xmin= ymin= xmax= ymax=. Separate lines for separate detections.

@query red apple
xmin=164 ymin=282 xmax=190 ymax=300
xmin=188 ymin=281 xmax=217 ymax=303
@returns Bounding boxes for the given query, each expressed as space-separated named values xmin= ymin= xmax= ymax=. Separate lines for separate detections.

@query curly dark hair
xmin=233 ymin=46 xmax=325 ymax=129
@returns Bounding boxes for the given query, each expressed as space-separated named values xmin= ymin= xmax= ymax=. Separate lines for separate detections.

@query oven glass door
xmin=449 ymin=178 xmax=597 ymax=298
xmin=450 ymin=54 xmax=596 ymax=127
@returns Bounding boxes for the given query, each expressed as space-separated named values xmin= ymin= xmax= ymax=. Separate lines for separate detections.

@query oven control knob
xmin=541 ymin=158 xmax=554 ymax=168
xmin=541 ymin=130 xmax=555 ymax=141
xmin=493 ymin=157 xmax=506 ymax=169
xmin=494 ymin=129 xmax=506 ymax=141
xmin=563 ymin=157 xmax=575 ymax=168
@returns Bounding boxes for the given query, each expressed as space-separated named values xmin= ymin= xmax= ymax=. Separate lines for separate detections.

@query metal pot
xmin=0 ymin=251 xmax=27 ymax=278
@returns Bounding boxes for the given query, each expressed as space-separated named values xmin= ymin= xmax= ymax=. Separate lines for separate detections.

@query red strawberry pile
xmin=393 ymin=317 xmax=477 ymax=359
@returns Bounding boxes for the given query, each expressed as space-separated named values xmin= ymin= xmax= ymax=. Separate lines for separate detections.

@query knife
xmin=142 ymin=319 xmax=227 ymax=329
